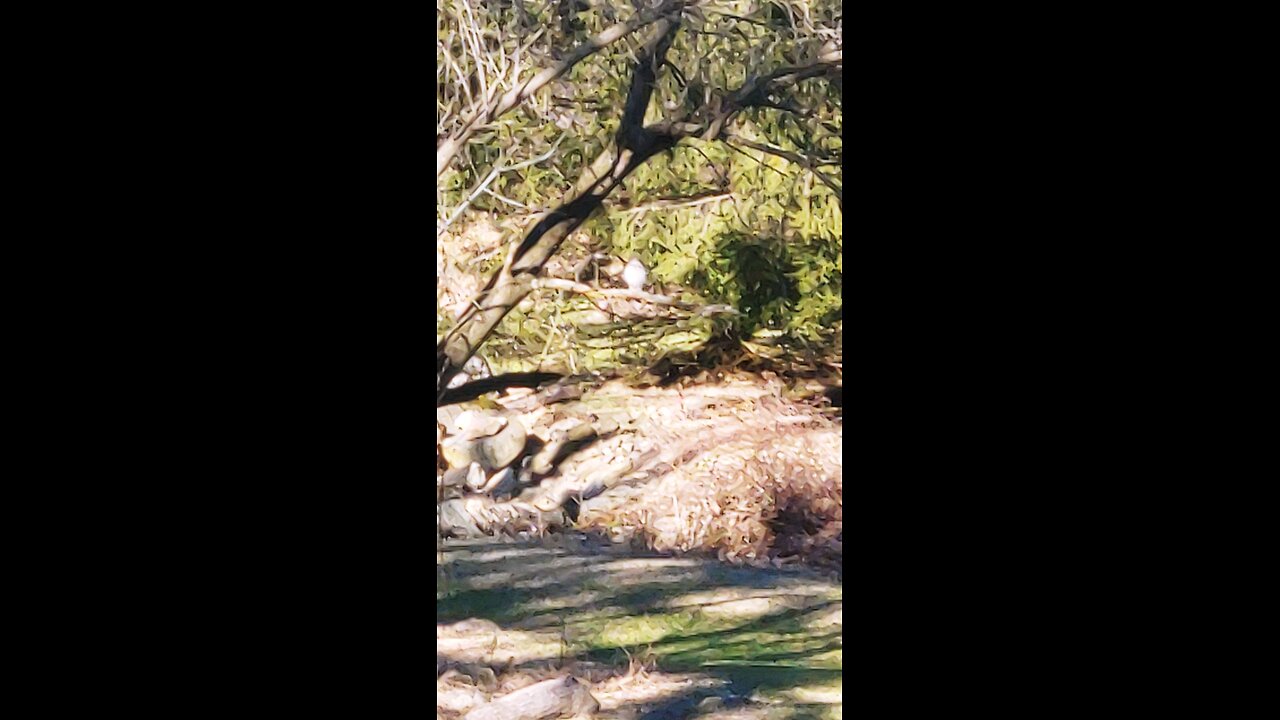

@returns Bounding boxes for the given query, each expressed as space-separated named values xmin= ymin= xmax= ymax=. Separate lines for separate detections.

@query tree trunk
xmin=436 ymin=19 xmax=680 ymax=400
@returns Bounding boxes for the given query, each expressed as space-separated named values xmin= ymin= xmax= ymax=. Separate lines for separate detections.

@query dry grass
xmin=439 ymin=370 xmax=842 ymax=572
xmin=438 ymin=220 xmax=843 ymax=573
xmin=436 ymin=651 xmax=724 ymax=720
xmin=520 ymin=372 xmax=843 ymax=573
xmin=437 ymin=216 xmax=505 ymax=323
xmin=581 ymin=425 xmax=841 ymax=573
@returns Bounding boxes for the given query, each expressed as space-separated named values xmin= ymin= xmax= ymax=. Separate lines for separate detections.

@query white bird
xmin=623 ymin=256 xmax=647 ymax=292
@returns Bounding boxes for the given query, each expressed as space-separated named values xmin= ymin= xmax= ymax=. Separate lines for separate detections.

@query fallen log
xmin=462 ymin=676 xmax=599 ymax=720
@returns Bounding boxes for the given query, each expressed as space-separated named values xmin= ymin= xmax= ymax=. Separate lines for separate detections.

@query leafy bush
xmin=438 ymin=0 xmax=842 ymax=373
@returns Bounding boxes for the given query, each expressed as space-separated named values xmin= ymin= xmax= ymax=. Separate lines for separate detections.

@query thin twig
xmin=437 ymin=0 xmax=686 ymax=177
xmin=438 ymin=136 xmax=565 ymax=237
xmin=725 ymin=136 xmax=841 ymax=201
xmin=615 ymin=191 xmax=735 ymax=214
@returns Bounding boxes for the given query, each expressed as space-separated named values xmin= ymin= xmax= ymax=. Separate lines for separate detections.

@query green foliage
xmin=439 ymin=0 xmax=842 ymax=370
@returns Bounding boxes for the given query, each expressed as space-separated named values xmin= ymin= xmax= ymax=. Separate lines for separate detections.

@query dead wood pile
xmin=437 ymin=370 xmax=841 ymax=573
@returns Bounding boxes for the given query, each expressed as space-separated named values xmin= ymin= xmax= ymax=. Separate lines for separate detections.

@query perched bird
xmin=623 ymin=256 xmax=647 ymax=292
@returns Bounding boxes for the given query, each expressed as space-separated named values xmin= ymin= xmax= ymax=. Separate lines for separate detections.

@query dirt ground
xmin=438 ymin=536 xmax=842 ymax=719
xmin=437 ymin=364 xmax=842 ymax=718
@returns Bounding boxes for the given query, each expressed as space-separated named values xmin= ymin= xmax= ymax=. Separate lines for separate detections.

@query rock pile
xmin=436 ymin=371 xmax=842 ymax=572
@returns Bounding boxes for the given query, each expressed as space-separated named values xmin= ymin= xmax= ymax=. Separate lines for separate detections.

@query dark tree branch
xmin=642 ymin=55 xmax=843 ymax=202
xmin=645 ymin=54 xmax=842 ymax=143
xmin=437 ymin=17 xmax=684 ymax=399
xmin=437 ymin=22 xmax=842 ymax=402
xmin=436 ymin=0 xmax=687 ymax=178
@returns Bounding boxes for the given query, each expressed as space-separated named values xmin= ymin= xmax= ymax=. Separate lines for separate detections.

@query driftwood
xmin=462 ymin=676 xmax=599 ymax=720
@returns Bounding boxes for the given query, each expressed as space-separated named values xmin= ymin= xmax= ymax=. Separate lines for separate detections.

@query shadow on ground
xmin=438 ymin=536 xmax=842 ymax=719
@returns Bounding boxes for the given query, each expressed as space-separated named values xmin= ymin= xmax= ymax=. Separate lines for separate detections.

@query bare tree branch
xmin=724 ymin=136 xmax=842 ymax=203
xmin=436 ymin=0 xmax=687 ymax=178
xmin=646 ymin=55 xmax=842 ymax=143
xmin=437 ymin=136 xmax=564 ymax=238
xmin=437 ymin=17 xmax=684 ymax=399
xmin=531 ymin=277 xmax=741 ymax=316
xmin=436 ymin=16 xmax=840 ymax=401
xmin=532 ymin=278 xmax=677 ymax=305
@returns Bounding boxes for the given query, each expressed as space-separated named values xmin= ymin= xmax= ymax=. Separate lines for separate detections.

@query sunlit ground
xmin=438 ymin=537 xmax=842 ymax=719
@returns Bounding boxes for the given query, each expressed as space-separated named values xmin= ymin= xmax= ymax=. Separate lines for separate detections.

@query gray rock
xmin=465 ymin=462 xmax=487 ymax=490
xmin=439 ymin=499 xmax=482 ymax=538
xmin=442 ymin=465 xmax=471 ymax=488
xmin=529 ymin=421 xmax=595 ymax=475
xmin=463 ymin=355 xmax=491 ymax=379
xmin=436 ymin=405 xmax=466 ymax=430
xmin=443 ymin=420 xmax=527 ymax=471
xmin=450 ymin=410 xmax=507 ymax=438
xmin=479 ymin=466 xmax=517 ymax=497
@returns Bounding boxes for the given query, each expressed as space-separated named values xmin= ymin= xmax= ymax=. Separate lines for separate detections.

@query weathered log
xmin=462 ymin=676 xmax=599 ymax=720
